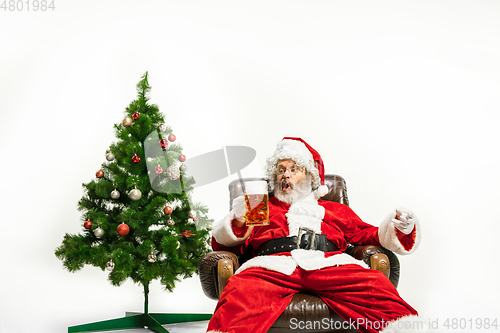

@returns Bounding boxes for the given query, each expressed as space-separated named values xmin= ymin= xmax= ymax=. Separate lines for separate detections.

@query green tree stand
xmin=68 ymin=284 xmax=212 ymax=333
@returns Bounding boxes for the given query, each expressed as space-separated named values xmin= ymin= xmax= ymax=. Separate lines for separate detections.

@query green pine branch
xmin=55 ymin=73 xmax=213 ymax=302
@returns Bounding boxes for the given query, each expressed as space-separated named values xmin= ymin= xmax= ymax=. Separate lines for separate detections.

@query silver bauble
xmin=106 ymin=152 xmax=115 ymax=161
xmin=110 ymin=189 xmax=120 ymax=199
xmin=179 ymin=164 xmax=188 ymax=172
xmin=167 ymin=218 xmax=175 ymax=226
xmin=158 ymin=123 xmax=167 ymax=132
xmin=148 ymin=253 xmax=157 ymax=263
xmin=94 ymin=227 xmax=104 ymax=238
xmin=105 ymin=260 xmax=115 ymax=271
xmin=129 ymin=188 xmax=142 ymax=201
xmin=166 ymin=165 xmax=180 ymax=180
xmin=176 ymin=241 xmax=181 ymax=249
xmin=188 ymin=210 xmax=197 ymax=218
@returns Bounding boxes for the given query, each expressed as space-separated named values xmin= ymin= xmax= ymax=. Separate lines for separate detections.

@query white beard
xmin=274 ymin=175 xmax=313 ymax=205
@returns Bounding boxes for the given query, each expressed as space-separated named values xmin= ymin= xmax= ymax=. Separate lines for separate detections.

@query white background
xmin=1 ymin=1 xmax=500 ymax=332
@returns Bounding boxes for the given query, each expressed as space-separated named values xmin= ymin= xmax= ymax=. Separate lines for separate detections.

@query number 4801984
xmin=1 ymin=0 xmax=55 ymax=11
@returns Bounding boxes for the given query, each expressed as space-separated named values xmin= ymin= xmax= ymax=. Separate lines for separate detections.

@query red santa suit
xmin=206 ymin=137 xmax=423 ymax=333
xmin=206 ymin=192 xmax=421 ymax=333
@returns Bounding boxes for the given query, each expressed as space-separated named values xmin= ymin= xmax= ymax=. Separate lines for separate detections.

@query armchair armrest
xmin=198 ymin=251 xmax=239 ymax=300
xmin=346 ymin=245 xmax=400 ymax=288
xmin=217 ymin=259 xmax=234 ymax=298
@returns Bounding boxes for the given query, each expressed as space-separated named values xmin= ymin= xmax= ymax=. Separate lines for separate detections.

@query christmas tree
xmin=55 ymin=72 xmax=213 ymax=333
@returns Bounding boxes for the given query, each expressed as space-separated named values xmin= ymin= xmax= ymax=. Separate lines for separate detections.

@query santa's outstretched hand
xmin=392 ymin=209 xmax=415 ymax=234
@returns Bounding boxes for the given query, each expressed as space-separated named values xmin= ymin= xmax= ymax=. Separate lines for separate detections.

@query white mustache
xmin=281 ymin=179 xmax=293 ymax=190
xmin=275 ymin=176 xmax=313 ymax=205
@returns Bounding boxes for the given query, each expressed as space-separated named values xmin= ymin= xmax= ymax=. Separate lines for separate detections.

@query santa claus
xmin=207 ymin=137 xmax=425 ymax=333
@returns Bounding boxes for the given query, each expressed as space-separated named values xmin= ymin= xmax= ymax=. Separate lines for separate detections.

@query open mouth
xmin=281 ymin=180 xmax=292 ymax=192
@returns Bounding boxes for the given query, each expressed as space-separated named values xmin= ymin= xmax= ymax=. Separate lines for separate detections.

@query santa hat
xmin=265 ymin=137 xmax=329 ymax=197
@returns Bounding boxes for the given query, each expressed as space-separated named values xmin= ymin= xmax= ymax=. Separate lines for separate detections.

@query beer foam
xmin=244 ymin=180 xmax=268 ymax=195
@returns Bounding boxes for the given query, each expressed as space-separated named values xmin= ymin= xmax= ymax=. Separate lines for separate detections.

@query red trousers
xmin=207 ymin=264 xmax=417 ymax=333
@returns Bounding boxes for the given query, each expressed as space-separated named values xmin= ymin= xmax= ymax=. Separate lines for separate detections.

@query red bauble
xmin=178 ymin=154 xmax=186 ymax=162
xmin=164 ymin=206 xmax=173 ymax=215
xmin=84 ymin=220 xmax=93 ymax=229
xmin=168 ymin=134 xmax=176 ymax=142
xmin=159 ymin=139 xmax=169 ymax=149
xmin=155 ymin=165 xmax=163 ymax=174
xmin=117 ymin=223 xmax=130 ymax=236
xmin=193 ymin=217 xmax=199 ymax=222
xmin=132 ymin=112 xmax=140 ymax=120
xmin=96 ymin=170 xmax=104 ymax=178
xmin=132 ymin=155 xmax=141 ymax=164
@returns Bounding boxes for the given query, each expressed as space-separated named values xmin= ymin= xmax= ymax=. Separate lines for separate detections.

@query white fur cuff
xmin=378 ymin=209 xmax=421 ymax=255
xmin=212 ymin=212 xmax=250 ymax=247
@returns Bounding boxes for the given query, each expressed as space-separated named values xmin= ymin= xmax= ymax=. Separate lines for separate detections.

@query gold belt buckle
xmin=297 ymin=227 xmax=316 ymax=250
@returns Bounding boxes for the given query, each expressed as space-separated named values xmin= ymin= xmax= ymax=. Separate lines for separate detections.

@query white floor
xmin=163 ymin=320 xmax=209 ymax=333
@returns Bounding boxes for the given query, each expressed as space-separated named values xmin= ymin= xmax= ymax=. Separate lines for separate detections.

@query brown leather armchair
xmin=198 ymin=175 xmax=401 ymax=333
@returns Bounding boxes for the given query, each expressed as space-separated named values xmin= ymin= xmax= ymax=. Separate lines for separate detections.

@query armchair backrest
xmin=228 ymin=175 xmax=349 ymax=210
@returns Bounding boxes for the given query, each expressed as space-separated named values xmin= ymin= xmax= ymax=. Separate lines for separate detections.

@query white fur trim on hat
xmin=317 ymin=184 xmax=329 ymax=197
xmin=378 ymin=209 xmax=421 ymax=255
xmin=212 ymin=212 xmax=250 ymax=247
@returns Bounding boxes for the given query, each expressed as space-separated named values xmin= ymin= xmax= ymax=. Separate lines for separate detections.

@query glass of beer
xmin=244 ymin=180 xmax=270 ymax=226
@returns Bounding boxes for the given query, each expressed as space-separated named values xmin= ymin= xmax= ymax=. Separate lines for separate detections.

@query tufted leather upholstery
xmin=198 ymin=175 xmax=400 ymax=332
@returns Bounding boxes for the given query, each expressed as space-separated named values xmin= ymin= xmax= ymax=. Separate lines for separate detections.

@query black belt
xmin=256 ymin=229 xmax=339 ymax=256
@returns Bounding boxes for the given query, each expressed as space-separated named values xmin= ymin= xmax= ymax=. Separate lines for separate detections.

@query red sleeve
xmin=231 ymin=219 xmax=249 ymax=238
xmin=342 ymin=205 xmax=382 ymax=246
